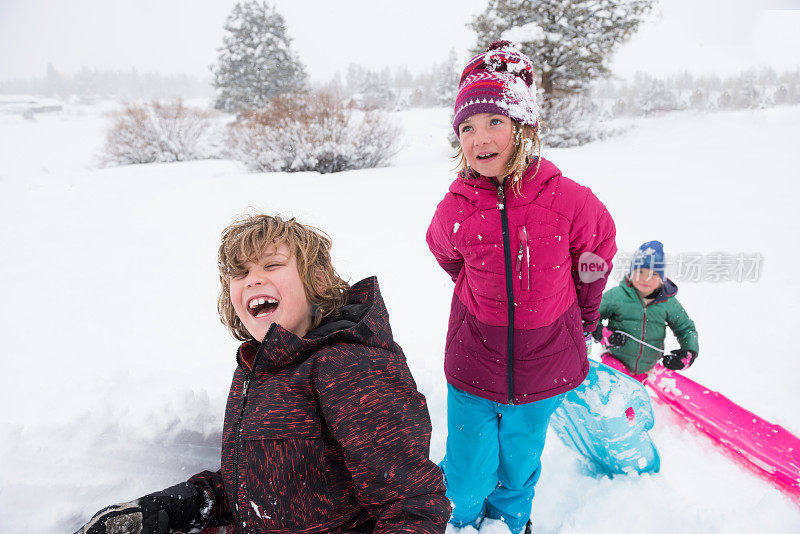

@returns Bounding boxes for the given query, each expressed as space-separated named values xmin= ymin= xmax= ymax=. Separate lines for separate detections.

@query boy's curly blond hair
xmin=218 ymin=214 xmax=350 ymax=341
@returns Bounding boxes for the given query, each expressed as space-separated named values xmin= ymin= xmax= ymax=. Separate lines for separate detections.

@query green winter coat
xmin=598 ymin=278 xmax=699 ymax=374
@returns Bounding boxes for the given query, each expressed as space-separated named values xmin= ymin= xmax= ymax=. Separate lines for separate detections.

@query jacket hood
xmin=621 ymin=276 xmax=678 ymax=304
xmin=237 ymin=277 xmax=395 ymax=372
xmin=448 ymin=157 xmax=561 ymax=210
xmin=306 ymin=276 xmax=394 ymax=347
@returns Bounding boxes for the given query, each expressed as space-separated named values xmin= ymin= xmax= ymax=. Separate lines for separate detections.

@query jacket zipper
xmin=493 ymin=179 xmax=516 ymax=405
xmin=234 ymin=324 xmax=274 ymax=527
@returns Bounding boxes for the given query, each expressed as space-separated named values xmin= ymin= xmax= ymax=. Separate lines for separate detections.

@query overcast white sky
xmin=1 ymin=0 xmax=799 ymax=84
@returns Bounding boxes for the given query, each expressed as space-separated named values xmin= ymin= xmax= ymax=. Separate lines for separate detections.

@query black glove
xmin=75 ymin=482 xmax=211 ymax=534
xmin=662 ymin=349 xmax=697 ymax=371
xmin=606 ymin=331 xmax=627 ymax=347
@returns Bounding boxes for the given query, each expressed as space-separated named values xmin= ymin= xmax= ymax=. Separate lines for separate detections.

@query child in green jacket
xmin=594 ymin=240 xmax=699 ymax=382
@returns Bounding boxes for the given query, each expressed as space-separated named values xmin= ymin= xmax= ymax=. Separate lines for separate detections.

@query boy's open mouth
xmin=248 ymin=296 xmax=278 ymax=318
xmin=476 ymin=153 xmax=498 ymax=160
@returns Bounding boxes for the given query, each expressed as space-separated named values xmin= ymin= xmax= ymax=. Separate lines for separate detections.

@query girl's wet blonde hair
xmin=218 ymin=214 xmax=350 ymax=341
xmin=455 ymin=119 xmax=542 ymax=194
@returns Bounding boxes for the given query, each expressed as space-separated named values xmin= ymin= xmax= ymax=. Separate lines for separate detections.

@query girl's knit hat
xmin=453 ymin=40 xmax=540 ymax=136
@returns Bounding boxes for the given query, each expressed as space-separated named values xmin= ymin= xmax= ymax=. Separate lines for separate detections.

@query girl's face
xmin=229 ymin=243 xmax=313 ymax=341
xmin=458 ymin=113 xmax=515 ymax=180
xmin=629 ymin=268 xmax=662 ymax=296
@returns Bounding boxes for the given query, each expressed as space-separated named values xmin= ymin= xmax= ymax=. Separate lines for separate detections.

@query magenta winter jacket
xmin=426 ymin=158 xmax=616 ymax=404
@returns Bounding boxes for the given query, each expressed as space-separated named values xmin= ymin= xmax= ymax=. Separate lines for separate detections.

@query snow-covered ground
xmin=1 ymin=103 xmax=799 ymax=532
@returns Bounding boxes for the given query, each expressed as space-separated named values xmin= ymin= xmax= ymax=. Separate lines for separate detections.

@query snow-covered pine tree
xmin=44 ymin=63 xmax=65 ymax=98
xmin=435 ymin=49 xmax=461 ymax=107
xmin=361 ymin=67 xmax=395 ymax=110
xmin=469 ymin=0 xmax=654 ymax=145
xmin=470 ymin=0 xmax=654 ymax=98
xmin=212 ymin=1 xmax=307 ymax=114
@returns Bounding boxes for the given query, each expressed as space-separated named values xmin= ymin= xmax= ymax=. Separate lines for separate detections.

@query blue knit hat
xmin=629 ymin=240 xmax=666 ymax=280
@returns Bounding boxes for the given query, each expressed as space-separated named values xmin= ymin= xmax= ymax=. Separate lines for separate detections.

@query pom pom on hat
xmin=453 ymin=40 xmax=539 ymax=135
xmin=478 ymin=40 xmax=535 ymax=87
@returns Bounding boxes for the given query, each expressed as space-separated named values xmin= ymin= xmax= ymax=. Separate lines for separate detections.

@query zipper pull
xmin=496 ymin=183 xmax=505 ymax=210
xmin=242 ymin=379 xmax=250 ymax=397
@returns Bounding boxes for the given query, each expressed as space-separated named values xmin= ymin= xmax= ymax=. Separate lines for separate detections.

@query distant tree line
xmin=592 ymin=68 xmax=800 ymax=117
xmin=0 ymin=63 xmax=213 ymax=102
xmin=316 ymin=51 xmax=461 ymax=111
xmin=0 ymin=57 xmax=460 ymax=113
xmin=7 ymin=62 xmax=797 ymax=119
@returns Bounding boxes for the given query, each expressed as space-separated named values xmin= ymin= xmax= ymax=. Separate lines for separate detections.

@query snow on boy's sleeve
xmin=314 ymin=345 xmax=450 ymax=534
xmin=568 ymin=186 xmax=617 ymax=331
xmin=591 ymin=288 xmax=619 ymax=342
xmin=667 ymin=298 xmax=699 ymax=354
xmin=426 ymin=195 xmax=464 ymax=282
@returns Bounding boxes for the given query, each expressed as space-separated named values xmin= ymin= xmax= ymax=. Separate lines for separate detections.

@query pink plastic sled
xmin=648 ymin=364 xmax=800 ymax=501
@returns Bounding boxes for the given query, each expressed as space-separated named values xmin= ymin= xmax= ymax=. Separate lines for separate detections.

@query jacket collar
xmin=448 ymin=157 xmax=561 ymax=210
xmin=236 ymin=276 xmax=394 ymax=373
xmin=621 ymin=277 xmax=678 ymax=304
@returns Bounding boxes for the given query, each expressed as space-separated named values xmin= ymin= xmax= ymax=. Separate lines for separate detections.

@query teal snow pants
xmin=441 ymin=384 xmax=563 ymax=533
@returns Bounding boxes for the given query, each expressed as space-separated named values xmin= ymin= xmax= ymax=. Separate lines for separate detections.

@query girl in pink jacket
xmin=426 ymin=41 xmax=616 ymax=533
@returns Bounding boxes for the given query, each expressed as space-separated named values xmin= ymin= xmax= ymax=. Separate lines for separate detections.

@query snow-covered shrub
xmin=228 ymin=91 xmax=399 ymax=174
xmin=773 ymin=85 xmax=790 ymax=105
xmin=541 ymin=94 xmax=608 ymax=148
xmin=733 ymin=84 xmax=762 ymax=109
xmin=689 ymin=88 xmax=708 ymax=110
xmin=717 ymin=91 xmax=734 ymax=110
xmin=611 ymin=98 xmax=628 ymax=117
xmin=104 ymin=100 xmax=218 ymax=165
xmin=637 ymin=80 xmax=682 ymax=115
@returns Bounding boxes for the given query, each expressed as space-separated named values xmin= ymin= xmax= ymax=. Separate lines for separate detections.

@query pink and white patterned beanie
xmin=453 ymin=40 xmax=540 ymax=136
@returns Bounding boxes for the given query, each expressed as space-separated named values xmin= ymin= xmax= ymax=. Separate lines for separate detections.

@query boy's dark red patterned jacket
xmin=188 ymin=277 xmax=449 ymax=534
